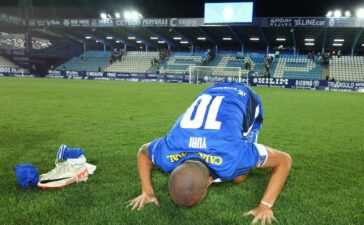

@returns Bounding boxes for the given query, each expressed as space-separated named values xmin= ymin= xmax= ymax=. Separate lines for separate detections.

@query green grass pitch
xmin=0 ymin=77 xmax=363 ymax=225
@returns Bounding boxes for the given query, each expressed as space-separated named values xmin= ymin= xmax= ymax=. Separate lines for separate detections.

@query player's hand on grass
xmin=244 ymin=204 xmax=277 ymax=224
xmin=126 ymin=192 xmax=160 ymax=210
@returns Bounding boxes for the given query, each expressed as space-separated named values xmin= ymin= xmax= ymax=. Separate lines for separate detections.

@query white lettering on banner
xmin=107 ymin=72 xmax=116 ymax=77
xmin=143 ymin=19 xmax=169 ymax=26
xmin=178 ymin=19 xmax=196 ymax=26
xmin=48 ymin=70 xmax=61 ymax=76
xmin=79 ymin=19 xmax=90 ymax=26
xmin=170 ymin=18 xmax=178 ymax=27
xmin=115 ymin=19 xmax=141 ymax=26
xmin=0 ymin=68 xmax=11 ymax=73
xmin=329 ymin=19 xmax=336 ymax=27
xmin=70 ymin=20 xmax=80 ymax=26
xmin=99 ymin=19 xmax=114 ymax=26
xmin=295 ymin=80 xmax=313 ymax=87
xmin=63 ymin=20 xmax=70 ymax=26
xmin=87 ymin=72 xmax=103 ymax=77
xmin=355 ymin=82 xmax=364 ymax=88
xmin=189 ymin=137 xmax=207 ymax=149
xmin=253 ymin=78 xmax=289 ymax=85
xmin=66 ymin=71 xmax=78 ymax=76
xmin=294 ymin=19 xmax=326 ymax=27
xmin=328 ymin=82 xmax=355 ymax=89
xmin=269 ymin=18 xmax=292 ymax=27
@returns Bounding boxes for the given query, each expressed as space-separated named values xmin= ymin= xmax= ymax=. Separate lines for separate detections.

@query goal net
xmin=188 ymin=66 xmax=246 ymax=84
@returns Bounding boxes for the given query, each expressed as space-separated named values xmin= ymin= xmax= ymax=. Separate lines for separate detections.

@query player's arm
xmin=126 ymin=144 xmax=160 ymax=210
xmin=245 ymin=146 xmax=292 ymax=224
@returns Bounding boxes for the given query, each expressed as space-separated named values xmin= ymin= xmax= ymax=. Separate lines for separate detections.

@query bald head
xmin=168 ymin=160 xmax=211 ymax=207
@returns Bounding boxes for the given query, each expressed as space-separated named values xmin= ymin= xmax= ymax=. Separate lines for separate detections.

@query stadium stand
xmin=273 ymin=54 xmax=322 ymax=80
xmin=0 ymin=55 xmax=19 ymax=68
xmin=53 ymin=50 xmax=364 ymax=82
xmin=329 ymin=56 xmax=364 ymax=82
xmin=207 ymin=52 xmax=269 ymax=77
xmin=159 ymin=52 xmax=205 ymax=74
xmin=104 ymin=51 xmax=159 ymax=73
xmin=57 ymin=51 xmax=111 ymax=71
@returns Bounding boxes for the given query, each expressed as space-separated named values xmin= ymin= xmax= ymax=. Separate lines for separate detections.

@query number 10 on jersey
xmin=180 ymin=94 xmax=225 ymax=130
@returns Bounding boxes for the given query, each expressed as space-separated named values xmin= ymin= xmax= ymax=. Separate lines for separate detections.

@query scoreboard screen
xmin=204 ymin=2 xmax=254 ymax=24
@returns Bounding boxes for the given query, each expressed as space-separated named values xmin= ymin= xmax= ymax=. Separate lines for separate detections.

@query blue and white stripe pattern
xmin=56 ymin=144 xmax=85 ymax=161
xmin=57 ymin=144 xmax=67 ymax=161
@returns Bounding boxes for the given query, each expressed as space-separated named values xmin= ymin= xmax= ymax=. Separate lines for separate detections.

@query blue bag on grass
xmin=14 ymin=164 xmax=39 ymax=189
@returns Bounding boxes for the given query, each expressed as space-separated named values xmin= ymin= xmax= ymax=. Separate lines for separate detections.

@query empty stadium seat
xmin=57 ymin=51 xmax=110 ymax=71
xmin=329 ymin=56 xmax=364 ymax=82
xmin=159 ymin=52 xmax=205 ymax=74
xmin=0 ymin=55 xmax=19 ymax=69
xmin=273 ymin=55 xmax=322 ymax=80
xmin=104 ymin=51 xmax=159 ymax=73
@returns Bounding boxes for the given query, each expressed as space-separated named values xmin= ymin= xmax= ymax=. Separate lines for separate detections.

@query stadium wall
xmin=1 ymin=70 xmax=363 ymax=92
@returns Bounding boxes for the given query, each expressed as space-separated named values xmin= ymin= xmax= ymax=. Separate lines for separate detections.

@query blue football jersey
xmin=149 ymin=82 xmax=264 ymax=182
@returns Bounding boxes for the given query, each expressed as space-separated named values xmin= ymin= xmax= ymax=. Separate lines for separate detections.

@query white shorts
xmin=255 ymin=143 xmax=268 ymax=167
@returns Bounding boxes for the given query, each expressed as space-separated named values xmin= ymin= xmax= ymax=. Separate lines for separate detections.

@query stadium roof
xmin=0 ymin=0 xmax=363 ymax=18
xmin=2 ymin=9 xmax=364 ymax=53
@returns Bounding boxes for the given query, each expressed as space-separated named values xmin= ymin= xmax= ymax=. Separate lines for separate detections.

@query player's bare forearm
xmin=137 ymin=144 xmax=155 ymax=195
xmin=244 ymin=147 xmax=291 ymax=224
xmin=260 ymin=147 xmax=292 ymax=206
xmin=126 ymin=144 xmax=159 ymax=210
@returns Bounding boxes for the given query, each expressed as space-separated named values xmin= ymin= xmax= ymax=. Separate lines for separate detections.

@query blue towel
xmin=14 ymin=164 xmax=39 ymax=189
xmin=57 ymin=144 xmax=85 ymax=161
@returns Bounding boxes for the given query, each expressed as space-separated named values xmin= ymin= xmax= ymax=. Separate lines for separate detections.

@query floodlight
xmin=115 ymin=13 xmax=121 ymax=19
xmin=197 ymin=37 xmax=206 ymax=41
xmin=124 ymin=11 xmax=132 ymax=19
xmin=304 ymin=38 xmax=315 ymax=42
xmin=180 ymin=41 xmax=189 ymax=44
xmin=173 ymin=37 xmax=182 ymax=40
xmin=345 ymin=11 xmax=351 ymax=17
xmin=250 ymin=37 xmax=260 ymax=41
xmin=150 ymin=37 xmax=158 ymax=40
xmin=223 ymin=37 xmax=232 ymax=41
xmin=158 ymin=41 xmax=165 ymax=44
xmin=326 ymin=11 xmax=333 ymax=17
xmin=100 ymin=13 xmax=107 ymax=19
xmin=357 ymin=8 xmax=364 ymax=18
xmin=334 ymin=10 xmax=342 ymax=18
xmin=131 ymin=11 xmax=141 ymax=20
xmin=305 ymin=43 xmax=315 ymax=46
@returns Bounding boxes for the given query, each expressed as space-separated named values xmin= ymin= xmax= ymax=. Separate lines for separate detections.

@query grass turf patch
xmin=0 ymin=77 xmax=363 ymax=225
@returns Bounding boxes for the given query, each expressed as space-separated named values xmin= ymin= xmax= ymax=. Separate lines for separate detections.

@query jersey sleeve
xmin=148 ymin=137 xmax=165 ymax=170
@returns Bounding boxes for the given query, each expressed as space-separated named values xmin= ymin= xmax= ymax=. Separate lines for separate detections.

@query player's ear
xmin=207 ymin=176 xmax=213 ymax=186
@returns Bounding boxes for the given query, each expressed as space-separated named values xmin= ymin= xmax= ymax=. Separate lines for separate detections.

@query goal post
xmin=188 ymin=65 xmax=247 ymax=85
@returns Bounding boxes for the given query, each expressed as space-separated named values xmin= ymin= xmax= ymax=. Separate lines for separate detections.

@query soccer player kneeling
xmin=127 ymin=82 xmax=292 ymax=224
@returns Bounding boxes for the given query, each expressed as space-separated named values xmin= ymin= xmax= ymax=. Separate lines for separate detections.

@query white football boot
xmin=38 ymin=155 xmax=89 ymax=189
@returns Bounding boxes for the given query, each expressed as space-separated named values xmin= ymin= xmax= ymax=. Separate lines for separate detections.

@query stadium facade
xmin=1 ymin=13 xmax=364 ymax=92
